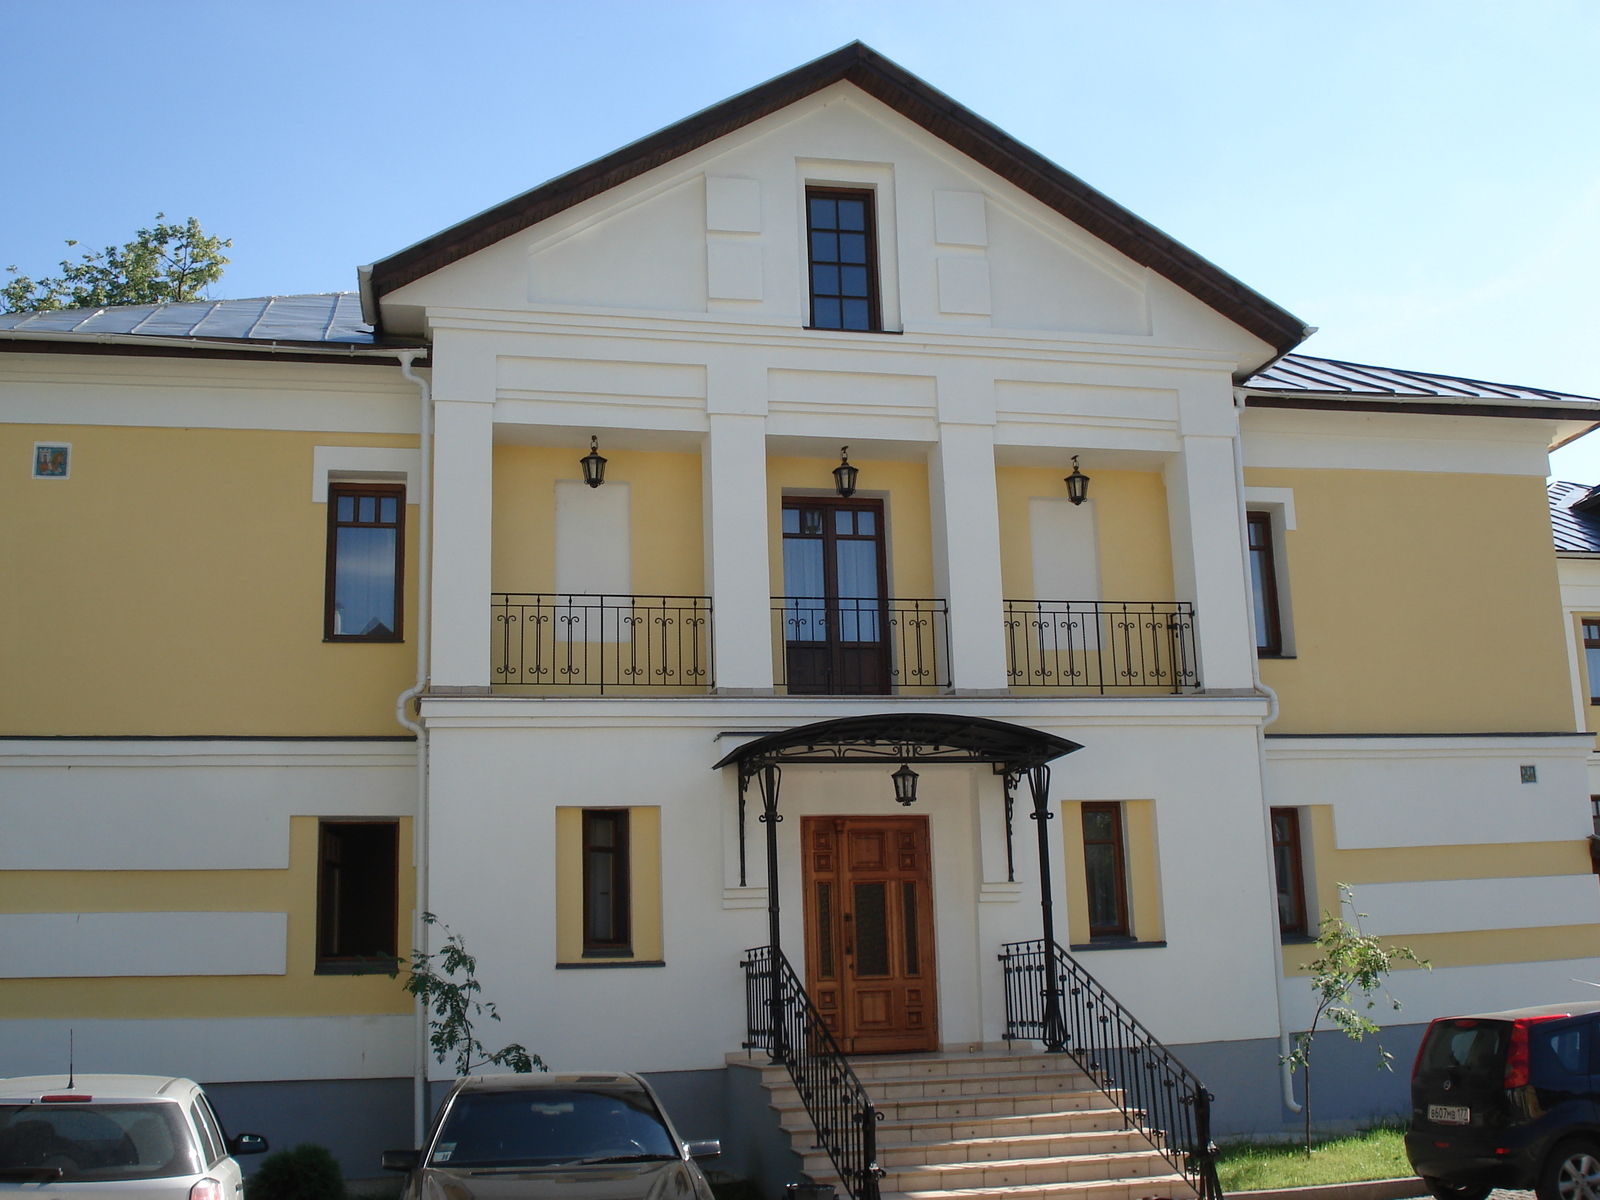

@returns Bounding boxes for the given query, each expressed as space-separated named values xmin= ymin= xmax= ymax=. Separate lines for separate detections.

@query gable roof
xmin=1244 ymin=352 xmax=1600 ymax=425
xmin=365 ymin=42 xmax=1310 ymax=355
xmin=0 ymin=294 xmax=373 ymax=344
xmin=1550 ymin=480 xmax=1600 ymax=554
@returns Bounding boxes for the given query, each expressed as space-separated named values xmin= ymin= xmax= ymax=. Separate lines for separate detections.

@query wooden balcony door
xmin=802 ymin=815 xmax=938 ymax=1054
xmin=781 ymin=497 xmax=889 ymax=694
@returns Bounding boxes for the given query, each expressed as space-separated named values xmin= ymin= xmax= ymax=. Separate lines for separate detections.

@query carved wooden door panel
xmin=802 ymin=815 xmax=937 ymax=1053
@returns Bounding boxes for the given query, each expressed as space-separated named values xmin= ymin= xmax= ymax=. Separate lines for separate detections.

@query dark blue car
xmin=1407 ymin=1001 xmax=1600 ymax=1200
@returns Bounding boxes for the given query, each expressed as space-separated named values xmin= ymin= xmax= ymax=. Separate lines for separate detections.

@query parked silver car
xmin=0 ymin=1074 xmax=268 ymax=1200
xmin=383 ymin=1073 xmax=720 ymax=1200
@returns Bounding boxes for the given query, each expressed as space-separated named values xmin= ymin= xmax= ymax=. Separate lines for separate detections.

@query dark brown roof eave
xmin=367 ymin=42 xmax=1309 ymax=356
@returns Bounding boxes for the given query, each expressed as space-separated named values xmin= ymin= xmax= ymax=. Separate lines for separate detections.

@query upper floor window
xmin=1584 ymin=621 xmax=1600 ymax=703
xmin=1270 ymin=807 xmax=1308 ymax=937
xmin=325 ymin=483 xmax=404 ymax=641
xmin=1247 ymin=511 xmax=1283 ymax=657
xmin=1081 ymin=802 xmax=1130 ymax=940
xmin=806 ymin=188 xmax=880 ymax=332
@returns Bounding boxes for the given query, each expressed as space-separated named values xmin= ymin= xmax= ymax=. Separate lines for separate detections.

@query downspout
xmin=395 ymin=350 xmax=434 ymax=1143
xmin=1231 ymin=387 xmax=1300 ymax=1114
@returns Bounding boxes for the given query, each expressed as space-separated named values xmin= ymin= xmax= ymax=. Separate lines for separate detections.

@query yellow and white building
xmin=4 ymin=43 xmax=1599 ymax=1180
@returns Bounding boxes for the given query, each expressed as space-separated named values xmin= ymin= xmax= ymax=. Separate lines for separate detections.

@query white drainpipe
xmin=394 ymin=350 xmax=434 ymax=1143
xmin=1232 ymin=386 xmax=1301 ymax=1114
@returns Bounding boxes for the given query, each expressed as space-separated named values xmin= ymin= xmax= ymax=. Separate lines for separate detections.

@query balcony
xmin=492 ymin=593 xmax=713 ymax=694
xmin=772 ymin=597 xmax=950 ymax=695
xmin=1002 ymin=600 xmax=1199 ymax=694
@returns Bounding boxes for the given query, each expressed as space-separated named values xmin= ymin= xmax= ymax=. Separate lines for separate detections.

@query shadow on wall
xmin=205 ymin=1078 xmax=412 ymax=1183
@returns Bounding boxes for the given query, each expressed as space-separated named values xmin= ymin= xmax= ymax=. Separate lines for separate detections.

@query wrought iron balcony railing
xmin=1003 ymin=600 xmax=1198 ymax=694
xmin=1000 ymin=939 xmax=1221 ymax=1200
xmin=772 ymin=596 xmax=949 ymax=694
xmin=491 ymin=593 xmax=712 ymax=693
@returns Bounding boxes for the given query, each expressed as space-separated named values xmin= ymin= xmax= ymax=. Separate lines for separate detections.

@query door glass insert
xmin=902 ymin=882 xmax=920 ymax=975
xmin=782 ymin=497 xmax=888 ymax=695
xmin=817 ymin=883 xmax=835 ymax=979
xmin=853 ymin=882 xmax=889 ymax=976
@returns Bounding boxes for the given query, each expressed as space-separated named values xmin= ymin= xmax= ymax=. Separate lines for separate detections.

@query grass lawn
xmin=1217 ymin=1126 xmax=1413 ymax=1192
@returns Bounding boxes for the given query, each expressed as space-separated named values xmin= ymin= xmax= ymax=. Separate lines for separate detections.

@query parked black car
xmin=1407 ymin=1001 xmax=1600 ymax=1200
xmin=383 ymin=1072 xmax=722 ymax=1200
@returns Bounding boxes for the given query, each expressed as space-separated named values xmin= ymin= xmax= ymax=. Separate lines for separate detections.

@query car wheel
xmin=1424 ymin=1178 xmax=1491 ymax=1200
xmin=1537 ymin=1138 xmax=1600 ymax=1200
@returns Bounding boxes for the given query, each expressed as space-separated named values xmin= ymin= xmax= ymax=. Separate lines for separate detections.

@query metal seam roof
xmin=1550 ymin=481 xmax=1600 ymax=555
xmin=1247 ymin=353 xmax=1596 ymax=404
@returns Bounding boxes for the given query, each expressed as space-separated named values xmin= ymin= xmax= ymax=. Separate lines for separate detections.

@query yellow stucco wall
xmin=1249 ymin=469 xmax=1574 ymax=734
xmin=491 ymin=445 xmax=703 ymax=596
xmin=995 ymin=467 xmax=1173 ymax=600
xmin=553 ymin=806 xmax=663 ymax=964
xmin=0 ymin=424 xmax=419 ymax=736
xmin=0 ymin=817 xmax=414 ymax=1019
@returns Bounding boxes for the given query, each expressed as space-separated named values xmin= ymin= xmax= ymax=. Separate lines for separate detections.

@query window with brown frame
xmin=1081 ymin=802 xmax=1130 ymax=939
xmin=1270 ymin=807 xmax=1309 ymax=937
xmin=1584 ymin=621 xmax=1600 ymax=704
xmin=1247 ymin=511 xmax=1283 ymax=657
xmin=582 ymin=809 xmax=631 ymax=955
xmin=316 ymin=820 xmax=399 ymax=972
xmin=806 ymin=188 xmax=880 ymax=332
xmin=325 ymin=483 xmax=404 ymax=641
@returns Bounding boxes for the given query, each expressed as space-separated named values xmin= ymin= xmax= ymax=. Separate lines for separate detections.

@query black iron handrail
xmin=491 ymin=593 xmax=711 ymax=693
xmin=1000 ymin=939 xmax=1221 ymax=1200
xmin=773 ymin=596 xmax=949 ymax=693
xmin=1003 ymin=600 xmax=1199 ymax=693
xmin=742 ymin=946 xmax=882 ymax=1200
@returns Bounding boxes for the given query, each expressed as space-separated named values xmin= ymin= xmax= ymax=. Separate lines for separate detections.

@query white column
xmin=929 ymin=423 xmax=1008 ymax=693
xmin=703 ymin=412 xmax=773 ymax=692
xmin=1165 ymin=434 xmax=1256 ymax=691
xmin=429 ymin=397 xmax=494 ymax=689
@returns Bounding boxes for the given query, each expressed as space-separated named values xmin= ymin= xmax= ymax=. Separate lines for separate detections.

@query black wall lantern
xmin=580 ymin=435 xmax=607 ymax=488
xmin=1064 ymin=455 xmax=1090 ymax=506
xmin=833 ymin=446 xmax=858 ymax=498
xmin=891 ymin=762 xmax=919 ymax=806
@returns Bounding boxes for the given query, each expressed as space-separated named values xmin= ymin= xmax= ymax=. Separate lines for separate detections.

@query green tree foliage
xmin=245 ymin=1143 xmax=345 ymax=1200
xmin=3 ymin=215 xmax=230 ymax=312
xmin=401 ymin=912 xmax=546 ymax=1077
xmin=1283 ymin=884 xmax=1428 ymax=1153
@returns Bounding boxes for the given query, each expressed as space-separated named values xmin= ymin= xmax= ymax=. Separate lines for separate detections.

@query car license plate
xmin=1429 ymin=1104 xmax=1470 ymax=1125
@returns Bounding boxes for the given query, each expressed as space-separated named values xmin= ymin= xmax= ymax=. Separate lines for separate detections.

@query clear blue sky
xmin=5 ymin=2 xmax=1599 ymax=474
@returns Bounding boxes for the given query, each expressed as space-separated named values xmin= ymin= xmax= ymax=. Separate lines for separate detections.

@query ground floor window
xmin=582 ymin=809 xmax=631 ymax=955
xmin=1080 ymin=802 xmax=1130 ymax=939
xmin=1270 ymin=807 xmax=1309 ymax=937
xmin=317 ymin=820 xmax=399 ymax=972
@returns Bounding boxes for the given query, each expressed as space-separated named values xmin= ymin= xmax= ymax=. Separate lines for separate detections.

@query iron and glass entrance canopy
xmin=712 ymin=711 xmax=1082 ymax=778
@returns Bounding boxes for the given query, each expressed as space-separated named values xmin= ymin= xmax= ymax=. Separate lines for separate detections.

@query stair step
xmin=881 ymin=1173 xmax=1195 ymax=1200
xmin=876 ymin=1110 xmax=1131 ymax=1143
xmin=867 ymin=1149 xmax=1178 ymax=1193
xmin=778 ymin=1088 xmax=1119 ymax=1125
xmin=801 ymin=1128 xmax=1150 ymax=1170
xmin=766 ymin=1069 xmax=1093 ymax=1105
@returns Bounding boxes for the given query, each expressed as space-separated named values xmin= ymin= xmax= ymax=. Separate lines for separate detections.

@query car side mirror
xmin=685 ymin=1140 xmax=721 ymax=1161
xmin=382 ymin=1149 xmax=421 ymax=1172
xmin=228 ymin=1134 xmax=269 ymax=1156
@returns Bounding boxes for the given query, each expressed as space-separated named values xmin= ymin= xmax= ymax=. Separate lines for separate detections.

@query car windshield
xmin=0 ymin=1102 xmax=198 ymax=1181
xmin=430 ymin=1088 xmax=678 ymax=1169
xmin=1419 ymin=1020 xmax=1508 ymax=1080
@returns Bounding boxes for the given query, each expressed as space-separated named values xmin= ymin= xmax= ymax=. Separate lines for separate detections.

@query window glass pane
xmin=838 ymin=232 xmax=867 ymax=264
xmin=856 ymin=511 xmax=874 ymax=535
xmin=1273 ymin=843 xmax=1299 ymax=929
xmin=190 ymin=1102 xmax=218 ymax=1166
xmin=817 ymin=883 xmax=834 ymax=979
xmin=318 ymin=822 xmax=399 ymax=962
xmin=810 ymin=198 xmax=837 ymax=229
xmin=782 ymin=508 xmax=799 ymax=534
xmin=837 ymin=200 xmax=866 ymax=231
xmin=1084 ymin=843 xmax=1121 ymax=930
xmin=380 ymin=496 xmax=397 ymax=523
xmin=812 ymin=231 xmax=838 ymax=261
xmin=333 ymin=526 xmax=397 ymax=637
xmin=813 ymin=297 xmax=841 ymax=328
xmin=836 ymin=510 xmax=853 ymax=534
xmin=841 ymin=266 xmax=869 ymax=297
xmin=842 ymin=299 xmax=870 ymax=330
xmin=784 ymin=536 xmax=825 ymax=598
xmin=0 ymin=1103 xmax=197 ymax=1181
xmin=337 ymin=495 xmax=354 ymax=521
xmin=812 ymin=264 xmax=840 ymax=295
xmin=358 ymin=495 xmax=375 ymax=522
xmin=1588 ymin=647 xmax=1600 ymax=702
xmin=434 ymin=1088 xmax=676 ymax=1169
xmin=800 ymin=509 xmax=824 ymax=536
xmin=853 ymin=882 xmax=888 ymax=976
xmin=902 ymin=881 xmax=920 ymax=975
xmin=1082 ymin=808 xmax=1113 ymax=842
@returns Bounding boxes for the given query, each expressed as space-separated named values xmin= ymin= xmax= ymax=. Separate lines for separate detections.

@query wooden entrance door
xmin=781 ymin=497 xmax=890 ymax=694
xmin=801 ymin=815 xmax=938 ymax=1053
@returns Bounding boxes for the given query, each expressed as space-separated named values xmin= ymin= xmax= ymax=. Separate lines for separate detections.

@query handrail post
xmin=1026 ymin=766 xmax=1066 ymax=1052
xmin=756 ymin=765 xmax=785 ymax=1063
xmin=1193 ymin=1084 xmax=1221 ymax=1200
xmin=861 ymin=1101 xmax=881 ymax=1200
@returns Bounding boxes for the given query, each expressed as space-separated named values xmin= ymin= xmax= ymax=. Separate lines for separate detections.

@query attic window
xmin=806 ymin=188 xmax=880 ymax=332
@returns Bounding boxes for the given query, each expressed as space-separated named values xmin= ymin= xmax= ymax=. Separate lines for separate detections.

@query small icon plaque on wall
xmin=32 ymin=443 xmax=70 ymax=479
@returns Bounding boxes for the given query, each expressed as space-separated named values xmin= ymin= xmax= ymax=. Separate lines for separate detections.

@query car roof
xmin=0 ymin=1074 xmax=197 ymax=1101
xmin=1440 ymin=1001 xmax=1600 ymax=1022
xmin=453 ymin=1072 xmax=644 ymax=1094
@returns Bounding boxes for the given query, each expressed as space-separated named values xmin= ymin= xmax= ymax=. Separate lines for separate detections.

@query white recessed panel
xmin=937 ymin=256 xmax=992 ymax=315
xmin=933 ymin=190 xmax=987 ymax=246
xmin=0 ymin=912 xmax=288 ymax=977
xmin=1030 ymin=498 xmax=1100 ymax=601
xmin=707 ymin=242 xmax=763 ymax=300
xmin=555 ymin=480 xmax=631 ymax=595
xmin=1343 ymin=876 xmax=1600 ymax=936
xmin=705 ymin=177 xmax=761 ymax=233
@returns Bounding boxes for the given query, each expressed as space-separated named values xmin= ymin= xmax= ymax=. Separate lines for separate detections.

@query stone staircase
xmin=739 ymin=1048 xmax=1196 ymax=1200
